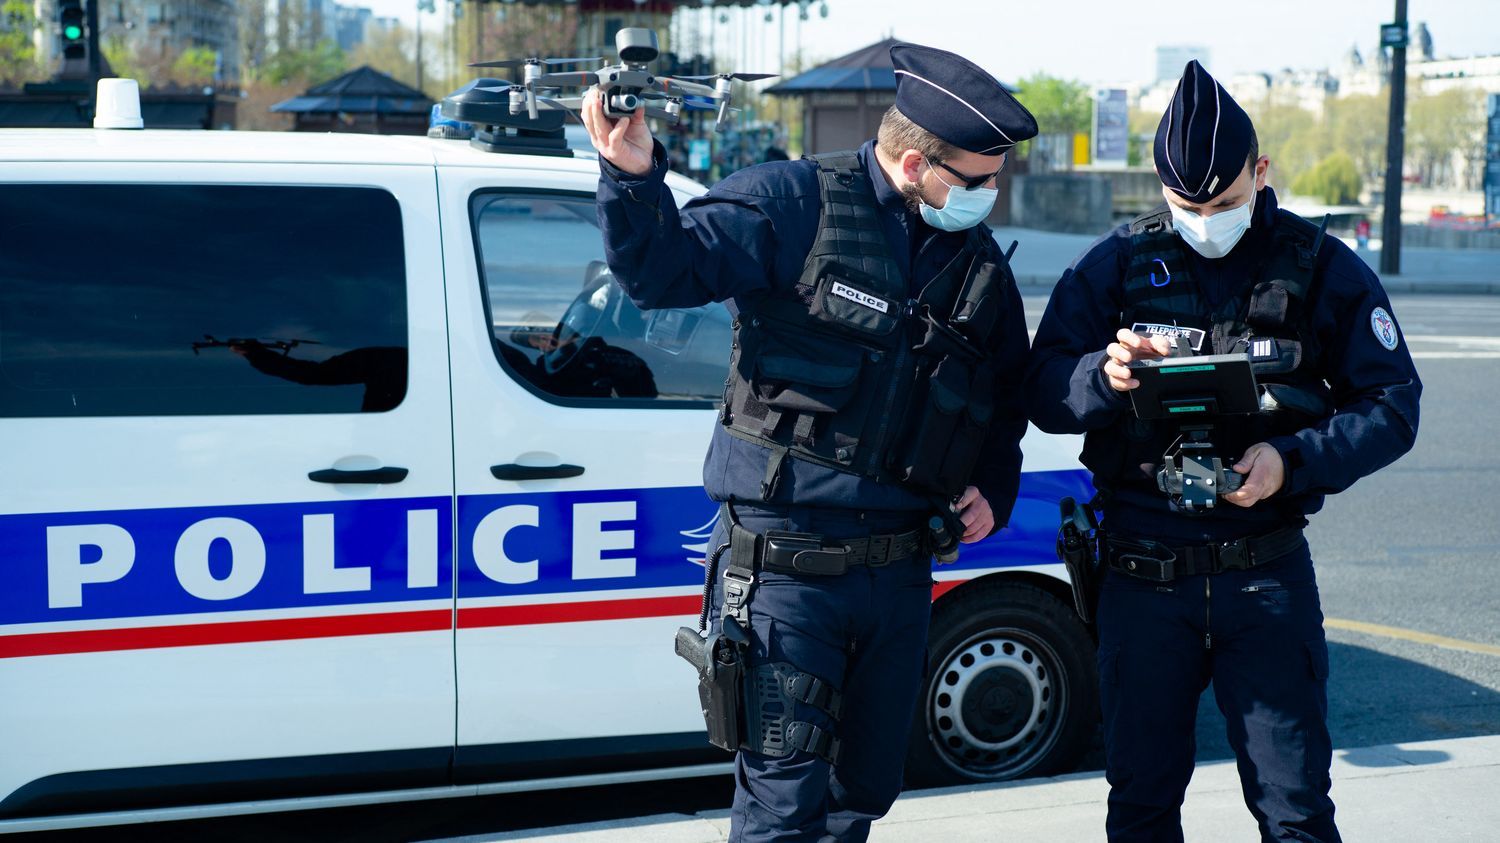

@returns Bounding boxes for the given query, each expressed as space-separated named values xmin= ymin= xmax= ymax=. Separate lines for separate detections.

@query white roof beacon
xmin=93 ymin=78 xmax=144 ymax=130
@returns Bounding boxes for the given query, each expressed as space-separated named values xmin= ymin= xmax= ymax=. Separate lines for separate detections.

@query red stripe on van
xmin=0 ymin=584 xmax=973 ymax=659
xmin=0 ymin=609 xmax=453 ymax=659
xmin=456 ymin=595 xmax=701 ymax=629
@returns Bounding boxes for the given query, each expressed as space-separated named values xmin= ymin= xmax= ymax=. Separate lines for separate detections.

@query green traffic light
xmin=63 ymin=24 xmax=82 ymax=40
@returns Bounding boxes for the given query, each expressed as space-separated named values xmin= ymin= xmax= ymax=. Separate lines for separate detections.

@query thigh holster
xmin=744 ymin=661 xmax=844 ymax=765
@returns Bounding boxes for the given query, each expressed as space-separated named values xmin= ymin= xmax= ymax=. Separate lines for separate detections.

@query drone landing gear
xmin=1155 ymin=424 xmax=1245 ymax=513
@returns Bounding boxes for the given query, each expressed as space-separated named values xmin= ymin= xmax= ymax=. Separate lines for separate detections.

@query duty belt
xmin=733 ymin=524 xmax=926 ymax=576
xmin=1106 ymin=526 xmax=1305 ymax=582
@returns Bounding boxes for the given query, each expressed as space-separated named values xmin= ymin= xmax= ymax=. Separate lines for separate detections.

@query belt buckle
xmin=1217 ymin=540 xmax=1251 ymax=571
xmin=865 ymin=535 xmax=892 ymax=567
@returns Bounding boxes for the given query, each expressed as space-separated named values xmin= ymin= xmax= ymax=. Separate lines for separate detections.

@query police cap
xmin=890 ymin=43 xmax=1038 ymax=155
xmin=1154 ymin=59 xmax=1255 ymax=203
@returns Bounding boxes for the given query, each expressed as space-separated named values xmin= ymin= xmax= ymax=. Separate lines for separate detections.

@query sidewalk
xmin=457 ymin=734 xmax=1500 ymax=842
xmin=993 ymin=226 xmax=1500 ymax=295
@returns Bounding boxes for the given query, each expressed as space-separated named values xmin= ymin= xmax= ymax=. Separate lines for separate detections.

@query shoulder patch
xmin=1370 ymin=306 xmax=1400 ymax=351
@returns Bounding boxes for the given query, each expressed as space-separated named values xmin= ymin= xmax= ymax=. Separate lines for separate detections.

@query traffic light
xmin=59 ymin=0 xmax=86 ymax=61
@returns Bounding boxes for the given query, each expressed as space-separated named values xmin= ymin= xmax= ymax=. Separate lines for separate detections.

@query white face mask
xmin=1168 ymin=190 xmax=1255 ymax=259
xmin=917 ymin=161 xmax=998 ymax=232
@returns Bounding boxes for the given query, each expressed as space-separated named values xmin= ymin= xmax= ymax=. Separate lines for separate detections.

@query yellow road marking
xmin=1325 ymin=617 xmax=1500 ymax=658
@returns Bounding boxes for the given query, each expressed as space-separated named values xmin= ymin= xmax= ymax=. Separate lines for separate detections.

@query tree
xmin=350 ymin=24 xmax=418 ymax=91
xmin=0 ymin=0 xmax=42 ymax=85
xmin=1013 ymin=73 xmax=1091 ymax=136
xmin=1408 ymin=86 xmax=1484 ymax=189
xmin=263 ymin=40 xmax=347 ymax=87
xmin=1291 ymin=152 xmax=1362 ymax=204
xmin=172 ymin=47 xmax=218 ymax=86
xmin=1324 ymin=93 xmax=1388 ymax=188
xmin=1240 ymin=99 xmax=1323 ymax=194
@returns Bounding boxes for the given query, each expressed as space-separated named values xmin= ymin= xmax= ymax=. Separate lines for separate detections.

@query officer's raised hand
xmin=1102 ymin=329 xmax=1172 ymax=392
xmin=581 ymin=88 xmax=654 ymax=177
xmin=1224 ymin=443 xmax=1285 ymax=507
xmin=956 ymin=486 xmax=994 ymax=543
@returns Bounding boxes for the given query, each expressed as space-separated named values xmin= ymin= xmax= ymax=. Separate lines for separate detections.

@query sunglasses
xmin=926 ymin=156 xmax=1004 ymax=191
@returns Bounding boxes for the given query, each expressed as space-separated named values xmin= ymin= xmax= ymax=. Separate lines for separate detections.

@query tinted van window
xmin=471 ymin=192 xmax=729 ymax=406
xmin=0 ymin=184 xmax=407 ymax=417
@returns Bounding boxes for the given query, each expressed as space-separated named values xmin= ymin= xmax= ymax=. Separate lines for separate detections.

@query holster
xmin=1056 ymin=497 xmax=1103 ymax=624
xmin=675 ymin=623 xmax=747 ymax=753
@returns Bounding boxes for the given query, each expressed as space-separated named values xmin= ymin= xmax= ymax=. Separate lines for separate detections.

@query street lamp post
xmin=1380 ymin=0 xmax=1409 ymax=275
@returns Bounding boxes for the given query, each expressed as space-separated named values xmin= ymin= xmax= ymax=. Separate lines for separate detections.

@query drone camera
xmin=616 ymin=27 xmax=659 ymax=65
xmin=609 ymin=93 xmax=641 ymax=113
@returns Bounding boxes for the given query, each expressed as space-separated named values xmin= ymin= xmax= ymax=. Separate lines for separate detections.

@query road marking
xmin=1405 ymin=335 xmax=1500 ymax=347
xmin=1405 ymin=335 xmax=1500 ymax=359
xmin=1325 ymin=617 xmax=1500 ymax=658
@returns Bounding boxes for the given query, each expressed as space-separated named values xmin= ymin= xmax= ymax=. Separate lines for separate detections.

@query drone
xmin=442 ymin=27 xmax=775 ymax=147
xmin=191 ymin=335 xmax=320 ymax=357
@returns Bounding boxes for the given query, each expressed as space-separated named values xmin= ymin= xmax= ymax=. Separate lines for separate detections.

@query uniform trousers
xmin=709 ymin=504 xmax=934 ymax=843
xmin=1096 ymin=539 xmax=1341 ymax=843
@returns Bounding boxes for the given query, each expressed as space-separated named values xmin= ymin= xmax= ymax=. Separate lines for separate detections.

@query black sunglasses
xmin=927 ymin=156 xmax=1003 ymax=191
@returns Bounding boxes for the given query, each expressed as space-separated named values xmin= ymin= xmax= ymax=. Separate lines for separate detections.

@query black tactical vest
xmin=720 ymin=151 xmax=1013 ymax=500
xmin=1082 ymin=203 xmax=1332 ymax=499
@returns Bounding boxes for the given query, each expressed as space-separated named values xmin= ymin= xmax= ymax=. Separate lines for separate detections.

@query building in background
xmin=271 ymin=63 xmax=431 ymax=133
xmin=765 ymin=36 xmax=897 ymax=154
xmin=1155 ymin=44 xmax=1209 ymax=83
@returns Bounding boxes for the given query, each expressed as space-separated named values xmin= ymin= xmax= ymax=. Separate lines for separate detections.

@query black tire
xmin=904 ymin=579 xmax=1098 ymax=786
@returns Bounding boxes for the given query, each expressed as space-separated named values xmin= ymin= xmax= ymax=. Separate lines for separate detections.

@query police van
xmin=0 ymin=90 xmax=1096 ymax=832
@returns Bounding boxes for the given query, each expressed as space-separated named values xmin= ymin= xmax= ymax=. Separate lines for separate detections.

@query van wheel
xmin=905 ymin=580 xmax=1097 ymax=786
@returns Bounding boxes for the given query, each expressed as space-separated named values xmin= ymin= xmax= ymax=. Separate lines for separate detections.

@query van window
xmin=0 ymin=184 xmax=407 ymax=417
xmin=471 ymin=191 xmax=729 ymax=407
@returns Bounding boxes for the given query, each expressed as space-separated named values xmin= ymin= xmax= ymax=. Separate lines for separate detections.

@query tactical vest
xmin=720 ymin=150 xmax=1014 ymax=500
xmin=1082 ymin=203 xmax=1333 ymax=499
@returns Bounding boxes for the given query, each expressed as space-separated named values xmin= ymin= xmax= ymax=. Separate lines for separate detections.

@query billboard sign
xmin=1092 ymin=88 xmax=1129 ymax=169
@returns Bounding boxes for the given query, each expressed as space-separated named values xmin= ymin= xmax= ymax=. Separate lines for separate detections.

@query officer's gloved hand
xmin=1102 ymin=329 xmax=1172 ymax=392
xmin=581 ymin=89 xmax=655 ymax=177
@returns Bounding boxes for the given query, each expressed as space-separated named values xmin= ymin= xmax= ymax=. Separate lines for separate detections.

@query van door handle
xmin=308 ymin=467 xmax=409 ymax=484
xmin=490 ymin=464 xmax=585 ymax=481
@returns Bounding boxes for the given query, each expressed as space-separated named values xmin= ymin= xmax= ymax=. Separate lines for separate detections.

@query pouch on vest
xmin=894 ymin=356 xmax=996 ymax=496
xmin=810 ymin=267 xmax=902 ymax=339
xmin=748 ymin=325 xmax=864 ymax=417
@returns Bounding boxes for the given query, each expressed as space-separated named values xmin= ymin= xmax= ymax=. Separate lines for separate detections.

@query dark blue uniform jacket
xmin=1024 ymin=187 xmax=1422 ymax=543
xmin=596 ymin=140 xmax=1030 ymax=525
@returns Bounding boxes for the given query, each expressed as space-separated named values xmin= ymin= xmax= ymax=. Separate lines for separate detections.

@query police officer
xmin=1025 ymin=61 xmax=1422 ymax=842
xmin=584 ymin=44 xmax=1037 ymax=842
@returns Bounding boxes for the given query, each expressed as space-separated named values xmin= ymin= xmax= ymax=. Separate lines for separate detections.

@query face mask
xmin=1169 ymin=190 xmax=1255 ymax=259
xmin=917 ymin=164 xmax=997 ymax=232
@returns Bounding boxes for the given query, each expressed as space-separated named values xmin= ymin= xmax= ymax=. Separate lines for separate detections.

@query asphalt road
xmin=20 ymin=293 xmax=1500 ymax=843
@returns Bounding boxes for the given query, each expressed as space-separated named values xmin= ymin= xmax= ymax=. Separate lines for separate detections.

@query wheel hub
xmin=962 ymin=667 xmax=1033 ymax=743
xmin=929 ymin=631 xmax=1061 ymax=778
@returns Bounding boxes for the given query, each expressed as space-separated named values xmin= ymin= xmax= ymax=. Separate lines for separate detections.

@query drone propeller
xmin=470 ymin=56 xmax=601 ymax=69
xmin=668 ymin=72 xmax=778 ymax=83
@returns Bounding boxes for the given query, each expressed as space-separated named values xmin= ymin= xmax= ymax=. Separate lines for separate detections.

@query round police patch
xmin=1370 ymin=307 xmax=1400 ymax=351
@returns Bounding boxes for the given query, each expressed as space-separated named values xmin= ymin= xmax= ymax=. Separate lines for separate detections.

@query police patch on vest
xmin=1370 ymin=307 xmax=1399 ymax=351
xmin=1131 ymin=322 xmax=1206 ymax=351
xmin=830 ymin=281 xmax=889 ymax=314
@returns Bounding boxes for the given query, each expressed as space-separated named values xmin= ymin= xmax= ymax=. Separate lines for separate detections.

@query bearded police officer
xmin=584 ymin=44 xmax=1037 ymax=842
xmin=1025 ymin=61 xmax=1421 ymax=842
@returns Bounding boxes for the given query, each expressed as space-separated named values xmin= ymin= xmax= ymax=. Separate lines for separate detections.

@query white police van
xmin=0 ymin=92 xmax=1096 ymax=832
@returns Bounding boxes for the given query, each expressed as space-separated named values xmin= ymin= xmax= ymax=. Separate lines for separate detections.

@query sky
xmin=377 ymin=0 xmax=1500 ymax=88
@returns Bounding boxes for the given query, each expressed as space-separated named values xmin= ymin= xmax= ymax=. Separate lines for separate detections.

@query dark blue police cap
xmin=1154 ymin=60 xmax=1255 ymax=203
xmin=890 ymin=43 xmax=1038 ymax=156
